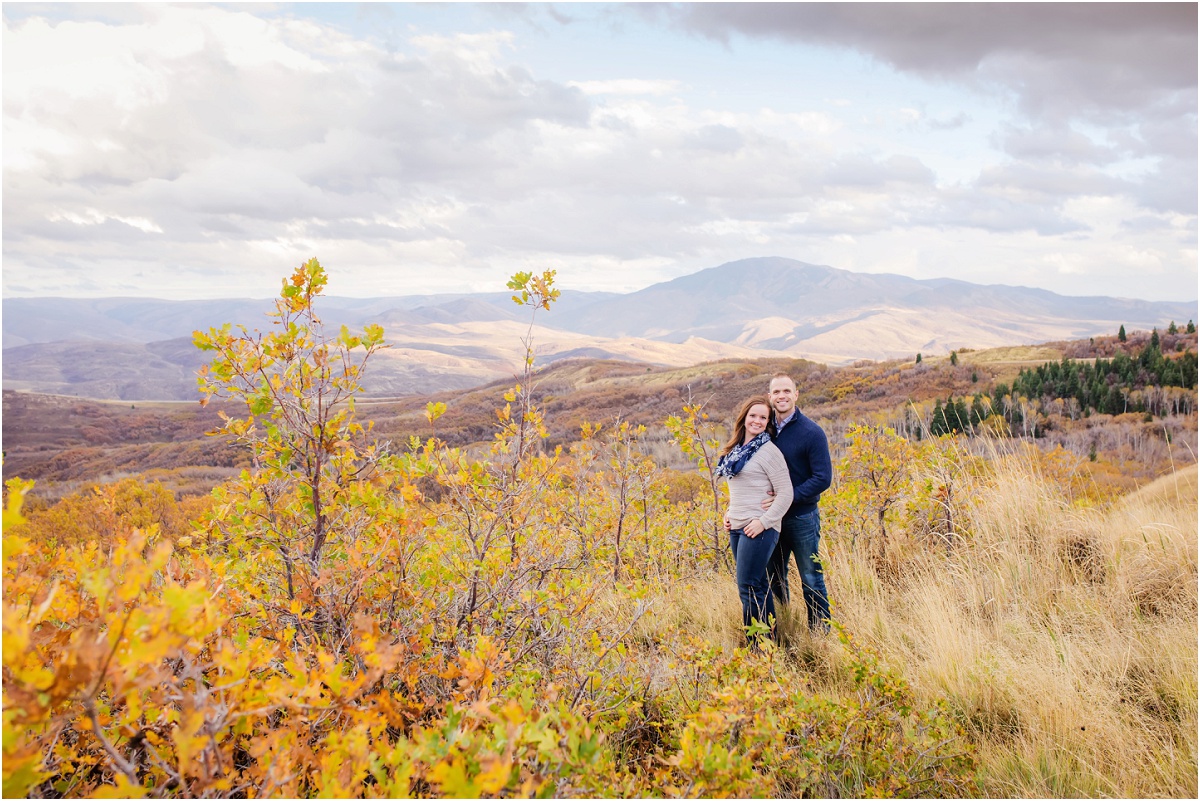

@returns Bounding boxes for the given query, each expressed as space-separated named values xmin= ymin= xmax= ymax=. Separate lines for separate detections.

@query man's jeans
xmin=729 ymin=527 xmax=779 ymax=639
xmin=768 ymin=509 xmax=831 ymax=630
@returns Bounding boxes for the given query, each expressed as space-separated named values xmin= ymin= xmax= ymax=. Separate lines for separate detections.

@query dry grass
xmin=963 ymin=344 xmax=1066 ymax=364
xmin=639 ymin=453 xmax=1197 ymax=797
xmin=632 ymin=576 xmax=747 ymax=651
xmin=825 ymin=454 xmax=1196 ymax=797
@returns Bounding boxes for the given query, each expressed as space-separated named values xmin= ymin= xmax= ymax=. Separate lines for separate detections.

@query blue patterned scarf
xmin=716 ymin=431 xmax=771 ymax=478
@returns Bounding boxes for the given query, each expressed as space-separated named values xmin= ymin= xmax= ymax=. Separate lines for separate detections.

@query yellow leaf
xmin=94 ymin=775 xmax=147 ymax=799
xmin=172 ymin=710 xmax=206 ymax=768
xmin=429 ymin=756 xmax=479 ymax=799
xmin=475 ymin=756 xmax=512 ymax=795
xmin=2 ymin=754 xmax=49 ymax=798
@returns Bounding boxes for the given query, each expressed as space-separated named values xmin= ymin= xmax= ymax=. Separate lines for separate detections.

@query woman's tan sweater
xmin=725 ymin=441 xmax=794 ymax=532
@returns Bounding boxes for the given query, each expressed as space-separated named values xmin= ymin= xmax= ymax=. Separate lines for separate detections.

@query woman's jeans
xmin=729 ymin=526 xmax=779 ymax=639
xmin=768 ymin=509 xmax=831 ymax=630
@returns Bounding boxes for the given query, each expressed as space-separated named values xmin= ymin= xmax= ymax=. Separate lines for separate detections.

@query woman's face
xmin=745 ymin=403 xmax=770 ymax=439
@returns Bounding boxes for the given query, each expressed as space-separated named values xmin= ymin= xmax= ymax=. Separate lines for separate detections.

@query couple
xmin=717 ymin=373 xmax=833 ymax=643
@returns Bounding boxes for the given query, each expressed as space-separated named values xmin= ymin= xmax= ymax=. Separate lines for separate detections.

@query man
xmin=764 ymin=372 xmax=833 ymax=630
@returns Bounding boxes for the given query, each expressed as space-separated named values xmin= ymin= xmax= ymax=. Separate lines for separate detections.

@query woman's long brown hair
xmin=719 ymin=395 xmax=775 ymax=457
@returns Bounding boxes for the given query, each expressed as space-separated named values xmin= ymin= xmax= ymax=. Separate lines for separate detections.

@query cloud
xmin=926 ymin=112 xmax=969 ymax=132
xmin=975 ymin=162 xmax=1126 ymax=201
xmin=2 ymin=3 xmax=1195 ymax=303
xmin=995 ymin=125 xmax=1118 ymax=166
xmin=46 ymin=208 xmax=163 ymax=234
xmin=821 ymin=154 xmax=935 ymax=188
xmin=1135 ymin=158 xmax=1200 ymax=217
xmin=661 ymin=2 xmax=1197 ymax=121
xmin=568 ymin=78 xmax=684 ymax=96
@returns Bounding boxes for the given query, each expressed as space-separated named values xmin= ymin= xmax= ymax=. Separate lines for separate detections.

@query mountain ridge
xmin=4 ymin=257 xmax=1194 ymax=400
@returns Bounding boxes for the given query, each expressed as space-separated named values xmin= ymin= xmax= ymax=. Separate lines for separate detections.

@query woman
xmin=717 ymin=395 xmax=794 ymax=643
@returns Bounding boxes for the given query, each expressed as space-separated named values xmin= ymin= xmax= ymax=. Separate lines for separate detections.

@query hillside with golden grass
xmin=631 ymin=440 xmax=1198 ymax=797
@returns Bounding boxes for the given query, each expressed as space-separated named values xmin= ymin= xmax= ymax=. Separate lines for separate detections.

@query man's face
xmin=769 ymin=377 xmax=797 ymax=419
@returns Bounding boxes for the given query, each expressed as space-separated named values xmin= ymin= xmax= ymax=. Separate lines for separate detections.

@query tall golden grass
xmin=642 ymin=451 xmax=1197 ymax=797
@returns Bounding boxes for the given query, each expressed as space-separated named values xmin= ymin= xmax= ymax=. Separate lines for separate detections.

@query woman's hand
xmin=743 ymin=518 xmax=766 ymax=538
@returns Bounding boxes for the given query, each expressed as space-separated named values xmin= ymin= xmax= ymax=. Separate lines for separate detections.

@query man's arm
xmin=792 ymin=428 xmax=832 ymax=505
xmin=760 ymin=428 xmax=833 ymax=511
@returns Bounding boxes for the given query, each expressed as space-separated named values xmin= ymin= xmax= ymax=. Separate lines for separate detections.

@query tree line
xmin=926 ymin=329 xmax=1197 ymax=437
xmin=1009 ymin=330 xmax=1196 ymax=416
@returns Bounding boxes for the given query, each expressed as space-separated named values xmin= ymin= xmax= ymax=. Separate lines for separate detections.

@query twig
xmin=83 ymin=697 xmax=141 ymax=790
xmin=569 ymin=603 xmax=648 ymax=710
xmin=88 ymin=606 xmax=136 ymax=699
xmin=144 ymin=740 xmax=193 ymax=799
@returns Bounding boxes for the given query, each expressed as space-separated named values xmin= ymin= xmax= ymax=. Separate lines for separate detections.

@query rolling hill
xmin=3 ymin=257 xmax=1194 ymax=400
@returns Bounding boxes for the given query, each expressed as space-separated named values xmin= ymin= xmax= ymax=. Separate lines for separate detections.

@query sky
xmin=2 ymin=2 xmax=1197 ymax=302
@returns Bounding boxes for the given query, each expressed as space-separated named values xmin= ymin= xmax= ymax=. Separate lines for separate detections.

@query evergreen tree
xmin=1163 ymin=359 xmax=1182 ymax=389
xmin=1188 ymin=320 xmax=1196 ymax=334
xmin=930 ymin=398 xmax=947 ymax=436
xmin=950 ymin=350 xmax=958 ymax=366
xmin=970 ymin=393 xmax=989 ymax=427
xmin=1090 ymin=378 xmax=1105 ymax=411
xmin=1118 ymin=324 xmax=1127 ymax=342
xmin=991 ymin=383 xmax=1009 ymax=420
xmin=1139 ymin=331 xmax=1162 ymax=369
xmin=1008 ymin=342 xmax=1199 ymax=418
xmin=952 ymin=397 xmax=970 ymax=433
xmin=915 ymin=352 xmax=922 ymax=364
xmin=1168 ymin=320 xmax=1178 ymax=334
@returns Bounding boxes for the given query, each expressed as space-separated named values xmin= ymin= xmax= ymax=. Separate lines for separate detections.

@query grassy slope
xmin=634 ymin=455 xmax=1198 ymax=797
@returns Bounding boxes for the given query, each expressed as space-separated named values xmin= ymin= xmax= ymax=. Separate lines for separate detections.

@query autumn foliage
xmin=4 ymin=260 xmax=1194 ymax=798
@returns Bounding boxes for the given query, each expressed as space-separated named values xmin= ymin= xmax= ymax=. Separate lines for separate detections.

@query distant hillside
xmin=2 ymin=338 xmax=209 ymax=400
xmin=3 ymin=257 xmax=1194 ymax=400
xmin=6 ymin=330 xmax=1195 ymax=498
xmin=1 ymin=290 xmax=617 ymax=347
xmin=2 ymin=321 xmax=798 ymax=402
xmin=551 ymin=257 xmax=1197 ymax=362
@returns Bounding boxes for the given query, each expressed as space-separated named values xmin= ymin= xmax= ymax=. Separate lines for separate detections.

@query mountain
xmin=3 ymin=257 xmax=1194 ymax=400
xmin=549 ymin=257 xmax=1196 ymax=362
xmin=1 ymin=338 xmax=209 ymax=400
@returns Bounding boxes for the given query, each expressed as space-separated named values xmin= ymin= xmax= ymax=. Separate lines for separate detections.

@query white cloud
xmin=568 ymin=78 xmax=683 ymax=96
xmin=1 ymin=3 xmax=1195 ymax=304
xmin=756 ymin=108 xmax=841 ymax=137
xmin=47 ymin=208 xmax=163 ymax=234
xmin=409 ymin=30 xmax=517 ymax=72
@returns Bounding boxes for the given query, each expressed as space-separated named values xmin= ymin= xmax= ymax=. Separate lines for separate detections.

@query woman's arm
xmin=758 ymin=446 xmax=794 ymax=531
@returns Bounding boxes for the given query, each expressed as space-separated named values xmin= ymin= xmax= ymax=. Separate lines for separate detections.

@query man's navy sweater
xmin=772 ymin=411 xmax=832 ymax=518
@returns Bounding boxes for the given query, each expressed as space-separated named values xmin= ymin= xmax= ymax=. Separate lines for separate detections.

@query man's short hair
xmin=769 ymin=372 xmax=796 ymax=388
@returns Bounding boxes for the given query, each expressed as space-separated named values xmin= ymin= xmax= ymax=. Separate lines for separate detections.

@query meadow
xmin=3 ymin=262 xmax=1196 ymax=798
